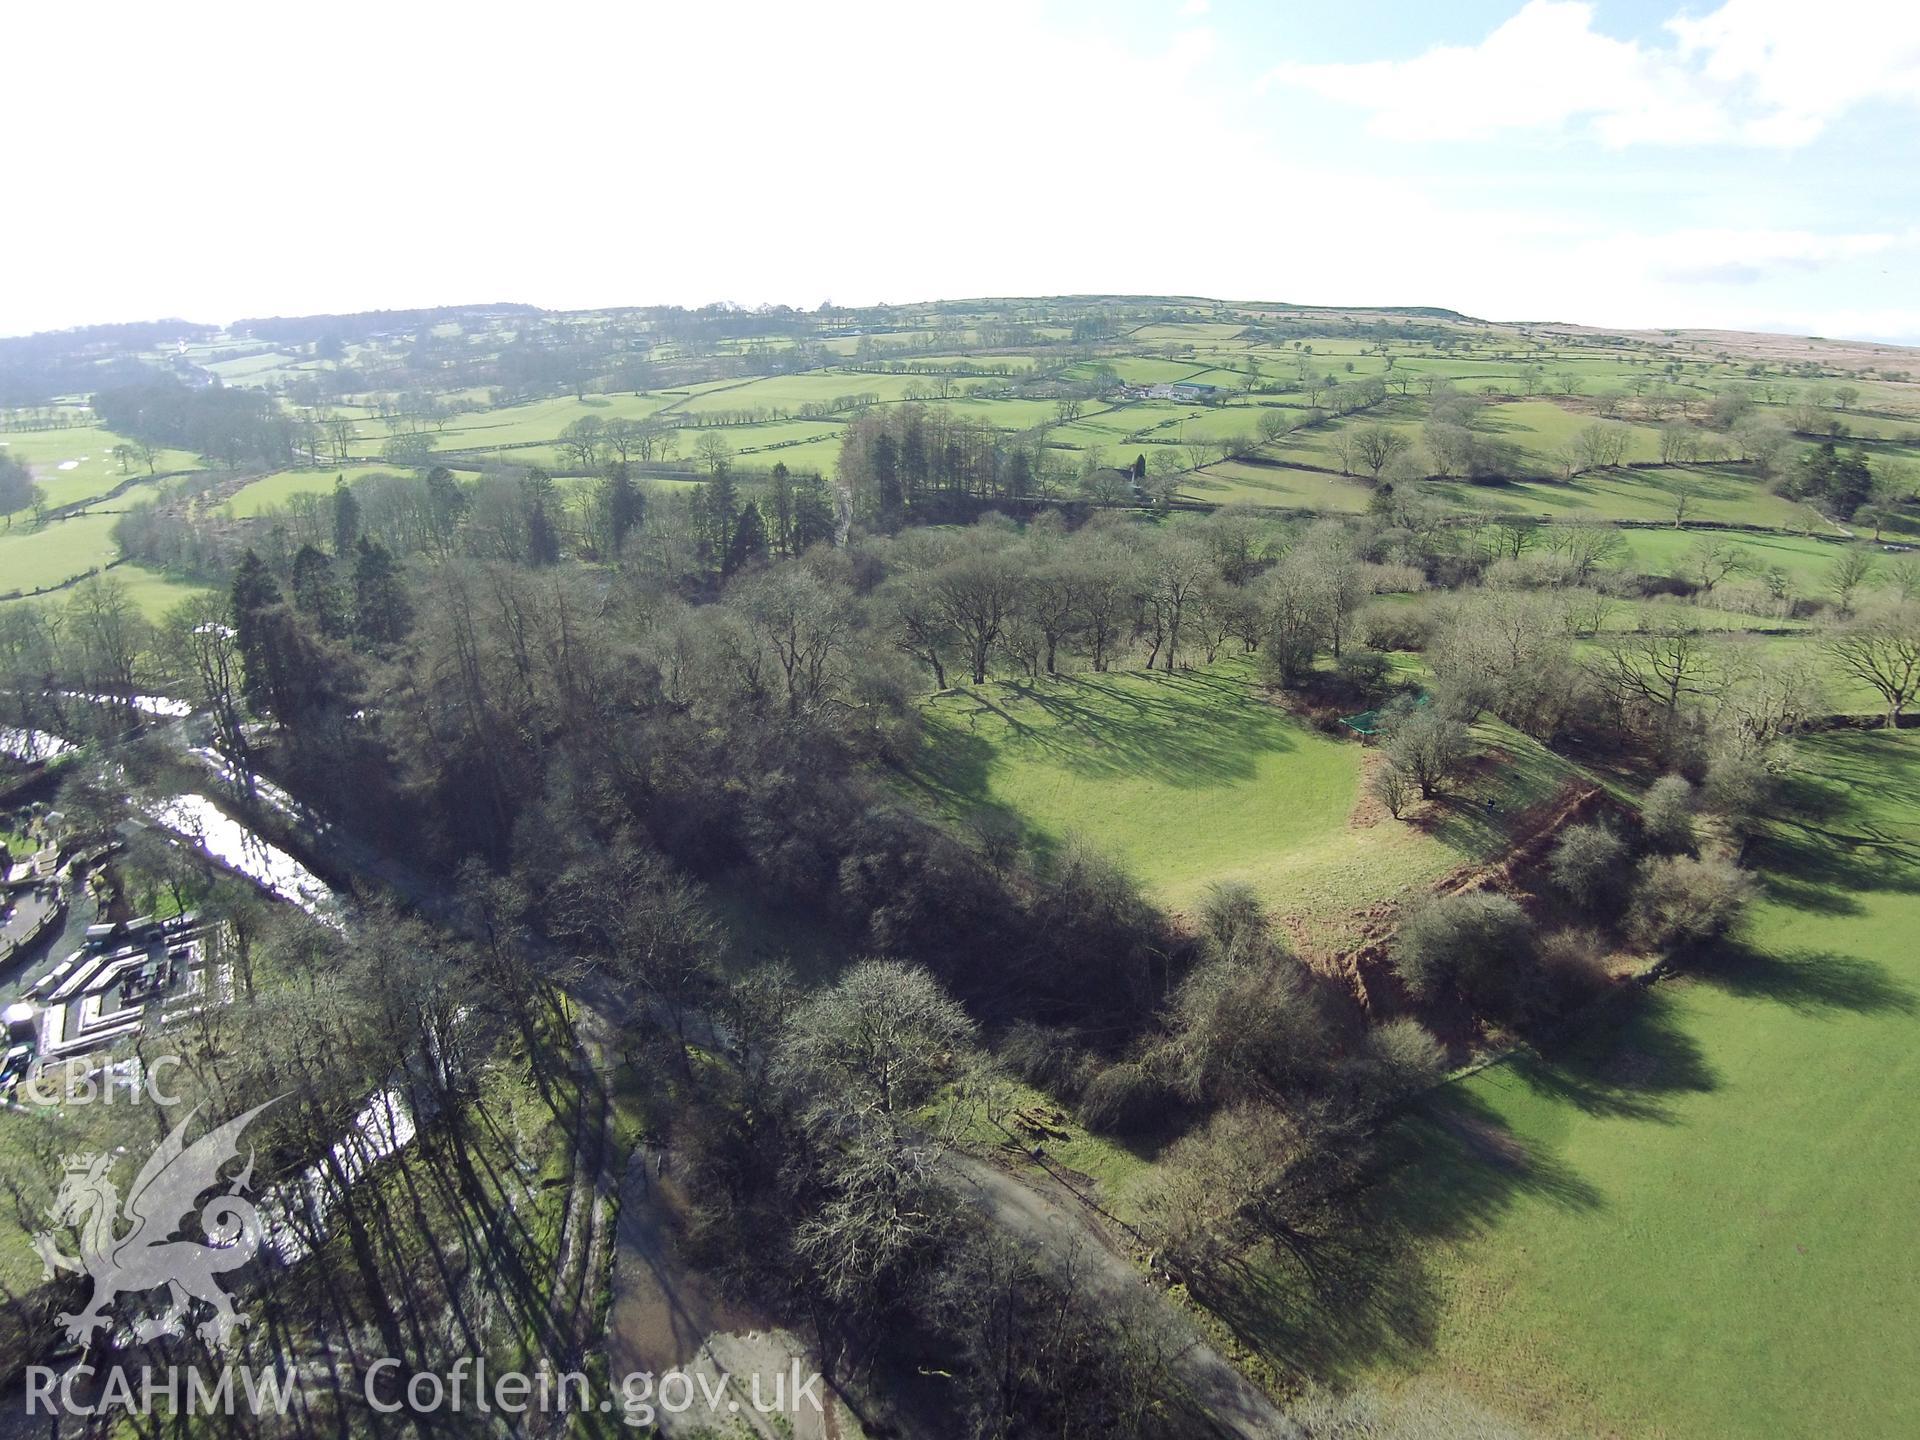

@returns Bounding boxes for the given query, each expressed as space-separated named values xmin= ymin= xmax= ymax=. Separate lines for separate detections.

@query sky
xmin=5 ymin=0 xmax=1918 ymax=342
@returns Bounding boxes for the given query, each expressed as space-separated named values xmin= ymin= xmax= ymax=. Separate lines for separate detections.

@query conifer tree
xmin=291 ymin=544 xmax=348 ymax=638
xmin=768 ymin=462 xmax=796 ymax=556
xmin=725 ymin=501 xmax=769 ymax=574
xmin=352 ymin=538 xmax=412 ymax=649
xmin=331 ymin=475 xmax=361 ymax=555
xmin=793 ymin=471 xmax=836 ymax=550
xmin=229 ymin=550 xmax=286 ymax=715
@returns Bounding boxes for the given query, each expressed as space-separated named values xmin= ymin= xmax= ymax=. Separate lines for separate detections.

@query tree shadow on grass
xmin=915 ymin=669 xmax=1302 ymax=797
xmin=1749 ymin=760 xmax=1920 ymax=912
xmin=1755 ymin=816 xmax=1920 ymax=902
xmin=1498 ymin=982 xmax=1721 ymax=1123
xmin=1756 ymin=869 xmax=1867 ymax=917
xmin=1415 ymin=479 xmax=1540 ymax=517
xmin=1013 ymin=670 xmax=1297 ymax=788
xmin=905 ymin=716 xmax=1003 ymax=808
xmin=1690 ymin=942 xmax=1917 ymax=1018
xmin=1189 ymin=1228 xmax=1445 ymax=1386
xmin=1194 ymin=984 xmax=1707 ymax=1377
xmin=1191 ymin=1085 xmax=1605 ymax=1386
xmin=899 ymin=719 xmax=1046 ymax=851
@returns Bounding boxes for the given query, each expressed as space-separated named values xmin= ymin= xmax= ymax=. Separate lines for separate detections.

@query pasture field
xmin=1087 ymin=398 xmax=1239 ymax=440
xmin=706 ymin=439 xmax=840 ymax=480
xmin=722 ymin=436 xmax=843 ymax=475
xmin=867 ymin=351 xmax=1021 ymax=372
xmin=1128 ymin=321 xmax=1246 ymax=342
xmin=1725 ymin=632 xmax=1892 ymax=715
xmin=1157 ymin=401 xmax=1280 ymax=444
xmin=887 ymin=353 xmax=1036 ymax=374
xmin=0 ymin=426 xmax=199 ymax=507
xmin=1551 ymin=621 xmax=1884 ymax=715
xmin=1588 ymin=596 xmax=1812 ymax=635
xmin=685 ymin=419 xmax=847 ymax=460
xmin=0 ymin=511 xmax=124 ymax=594
xmin=907 ymin=658 xmax=1580 ymax=946
xmin=1619 ymin=526 xmax=1857 ymax=587
xmin=203 ymin=349 xmax=305 ymax=380
xmin=1267 ymin=408 xmax=1425 ymax=464
xmin=1085 ymin=356 xmax=1213 ymax=386
xmin=1202 ymin=367 xmax=1268 ymax=389
xmin=814 ymin=329 xmax=976 ymax=356
xmin=1185 ymin=460 xmax=1373 ymax=512
xmin=392 ymin=392 xmax=681 ymax=457
xmin=223 ymin=463 xmax=405 ymax=516
xmin=1797 ymin=412 xmax=1920 ymax=444
xmin=1043 ymin=417 xmax=1143 ymax=454
xmin=909 ymin=663 xmax=1372 ymax=918
xmin=667 ymin=370 xmax=928 ymax=415
xmin=937 ymin=395 xmax=1076 ymax=430
xmin=1033 ymin=403 xmax=1260 ymax=458
xmin=104 ymin=564 xmax=216 ymax=620
xmin=1351 ymin=732 xmax=1920 ymax=1439
xmin=1418 ymin=465 xmax=1817 ymax=528
xmin=1480 ymin=399 xmax=1660 ymax=460
xmin=1275 ymin=399 xmax=1675 ymax=481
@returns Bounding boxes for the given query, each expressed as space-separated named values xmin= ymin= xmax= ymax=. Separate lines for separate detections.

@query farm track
xmin=945 ymin=1151 xmax=1303 ymax=1439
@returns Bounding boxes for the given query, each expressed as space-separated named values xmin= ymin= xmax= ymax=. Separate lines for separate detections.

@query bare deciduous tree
xmin=1825 ymin=605 xmax=1920 ymax=729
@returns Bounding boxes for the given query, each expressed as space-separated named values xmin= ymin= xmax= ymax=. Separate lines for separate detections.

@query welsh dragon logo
xmin=32 ymin=1099 xmax=280 ymax=1349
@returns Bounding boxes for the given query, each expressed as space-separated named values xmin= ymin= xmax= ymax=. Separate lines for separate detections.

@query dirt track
xmin=943 ymin=1152 xmax=1301 ymax=1439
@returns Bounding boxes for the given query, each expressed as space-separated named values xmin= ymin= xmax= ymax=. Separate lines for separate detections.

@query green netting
xmin=1340 ymin=691 xmax=1428 ymax=736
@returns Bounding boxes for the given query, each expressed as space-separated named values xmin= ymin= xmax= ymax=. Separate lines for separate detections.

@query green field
xmin=0 ymin=426 xmax=199 ymax=508
xmin=671 ymin=419 xmax=847 ymax=473
xmin=0 ymin=510 xmax=125 ymax=595
xmin=102 ymin=564 xmax=215 ymax=619
xmin=940 ymin=394 xmax=1081 ymax=430
xmin=668 ymin=370 xmax=927 ymax=416
xmin=1416 ymin=465 xmax=1819 ymax=528
xmin=1365 ymin=732 xmax=1920 ymax=1437
xmin=1620 ymin=526 xmax=1855 ymax=588
xmin=202 ymin=348 xmax=304 ymax=380
xmin=223 ymin=464 xmax=405 ymax=516
xmin=907 ymin=660 xmax=1578 ymax=937
xmin=377 ymin=391 xmax=680 ymax=458
xmin=1274 ymin=401 xmax=1681 ymax=480
xmin=1186 ymin=460 xmax=1374 ymax=511
xmin=1094 ymin=356 xmax=1214 ymax=385
xmin=1721 ymin=632 xmax=1889 ymax=714
xmin=1131 ymin=321 xmax=1247 ymax=342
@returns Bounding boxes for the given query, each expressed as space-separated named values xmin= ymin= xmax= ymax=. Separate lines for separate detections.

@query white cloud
xmin=1269 ymin=0 xmax=1920 ymax=147
xmin=1667 ymin=0 xmax=1920 ymax=145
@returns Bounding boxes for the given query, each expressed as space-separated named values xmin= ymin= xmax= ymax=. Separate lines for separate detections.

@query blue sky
xmin=7 ymin=0 xmax=1918 ymax=341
